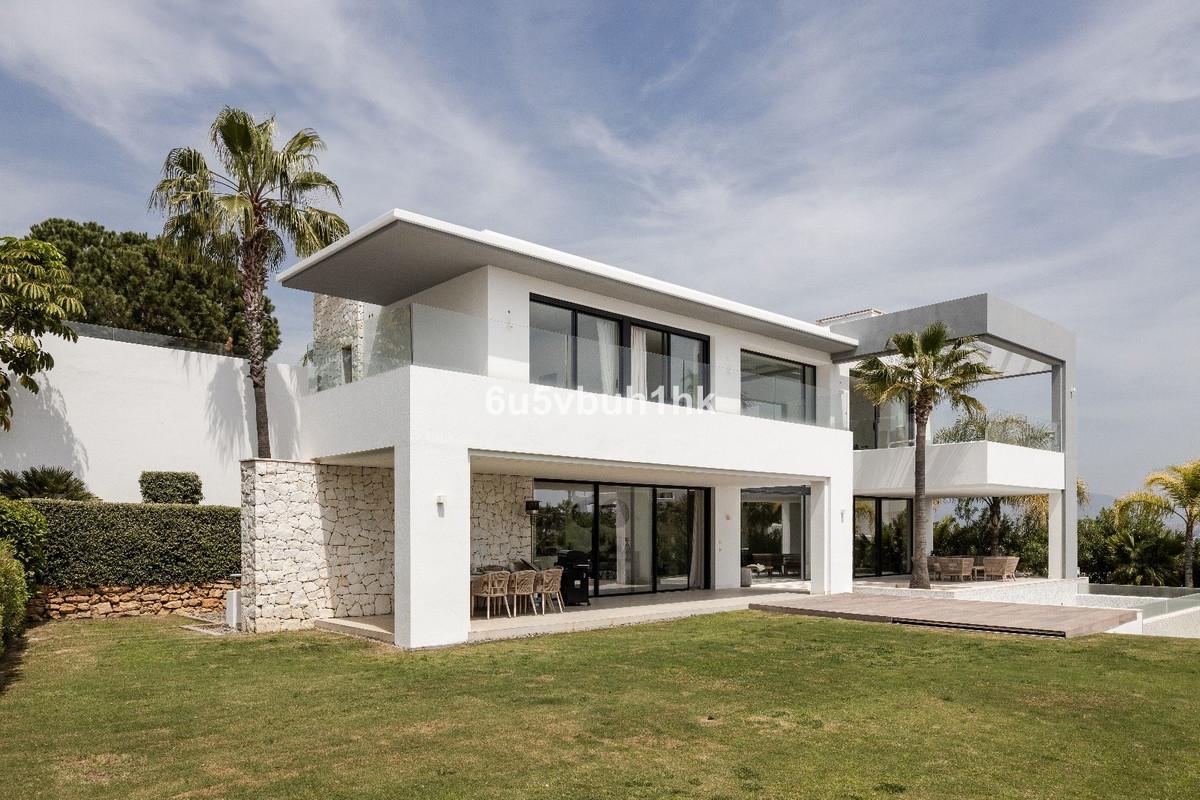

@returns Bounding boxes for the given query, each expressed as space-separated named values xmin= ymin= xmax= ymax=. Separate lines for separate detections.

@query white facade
xmin=4 ymin=208 xmax=1076 ymax=649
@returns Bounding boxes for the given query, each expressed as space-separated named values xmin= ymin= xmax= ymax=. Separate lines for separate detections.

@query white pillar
xmin=810 ymin=478 xmax=854 ymax=594
xmin=1047 ymin=490 xmax=1066 ymax=579
xmin=393 ymin=440 xmax=472 ymax=648
xmin=713 ymin=486 xmax=742 ymax=588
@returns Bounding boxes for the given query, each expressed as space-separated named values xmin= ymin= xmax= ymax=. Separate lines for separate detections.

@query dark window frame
xmin=529 ymin=294 xmax=710 ymax=404
xmin=739 ymin=349 xmax=818 ymax=423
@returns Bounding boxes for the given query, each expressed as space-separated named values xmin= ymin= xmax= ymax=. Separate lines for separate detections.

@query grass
xmin=2 ymin=613 xmax=1199 ymax=799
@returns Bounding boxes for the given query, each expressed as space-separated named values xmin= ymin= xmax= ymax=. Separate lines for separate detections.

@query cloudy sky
xmin=2 ymin=1 xmax=1197 ymax=498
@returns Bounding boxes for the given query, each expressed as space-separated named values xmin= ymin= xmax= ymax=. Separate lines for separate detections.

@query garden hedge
xmin=29 ymin=499 xmax=239 ymax=587
xmin=0 ymin=540 xmax=29 ymax=646
xmin=0 ymin=497 xmax=48 ymax=586
xmin=139 ymin=471 xmax=203 ymax=504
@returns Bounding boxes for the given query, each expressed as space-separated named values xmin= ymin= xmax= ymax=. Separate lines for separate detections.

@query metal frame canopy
xmin=278 ymin=209 xmax=858 ymax=354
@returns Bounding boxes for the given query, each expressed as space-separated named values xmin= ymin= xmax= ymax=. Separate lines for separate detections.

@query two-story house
xmin=237 ymin=209 xmax=1075 ymax=648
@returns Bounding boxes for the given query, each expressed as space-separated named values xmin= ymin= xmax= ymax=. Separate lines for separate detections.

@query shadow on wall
xmin=3 ymin=382 xmax=89 ymax=479
xmin=201 ymin=355 xmax=301 ymax=463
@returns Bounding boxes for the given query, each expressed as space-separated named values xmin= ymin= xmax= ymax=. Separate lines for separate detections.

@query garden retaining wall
xmin=29 ymin=580 xmax=239 ymax=621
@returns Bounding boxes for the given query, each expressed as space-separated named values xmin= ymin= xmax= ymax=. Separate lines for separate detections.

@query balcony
xmin=302 ymin=303 xmax=849 ymax=432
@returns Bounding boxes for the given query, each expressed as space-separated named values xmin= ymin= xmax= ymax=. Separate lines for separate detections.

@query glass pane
xmin=597 ymin=485 xmax=653 ymax=594
xmin=532 ymin=482 xmax=594 ymax=569
xmin=741 ymin=352 xmax=815 ymax=423
xmin=849 ymin=376 xmax=877 ymax=449
xmin=877 ymin=398 xmax=913 ymax=448
xmin=655 ymin=488 xmax=693 ymax=591
xmin=529 ymin=302 xmax=572 ymax=389
xmin=633 ymin=326 xmax=667 ymax=402
xmin=853 ymin=498 xmax=877 ymax=576
xmin=741 ymin=502 xmax=782 ymax=567
xmin=669 ymin=334 xmax=704 ymax=407
xmin=577 ymin=313 xmax=621 ymax=395
xmin=879 ymin=499 xmax=911 ymax=575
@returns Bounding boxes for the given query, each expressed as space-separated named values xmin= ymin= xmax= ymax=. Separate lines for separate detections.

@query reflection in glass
xmin=670 ymin=334 xmax=705 ymax=407
xmin=879 ymin=499 xmax=912 ymax=575
xmin=655 ymin=488 xmax=692 ymax=591
xmin=576 ymin=313 xmax=620 ymax=395
xmin=853 ymin=499 xmax=877 ymax=576
xmin=533 ymin=483 xmax=594 ymax=566
xmin=598 ymin=485 xmax=653 ymax=594
xmin=529 ymin=301 xmax=573 ymax=389
xmin=741 ymin=352 xmax=816 ymax=423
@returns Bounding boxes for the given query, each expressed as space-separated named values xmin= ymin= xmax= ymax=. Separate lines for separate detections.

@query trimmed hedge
xmin=0 ymin=540 xmax=29 ymax=645
xmin=0 ymin=497 xmax=48 ymax=586
xmin=139 ymin=471 xmax=203 ymax=504
xmin=29 ymin=499 xmax=239 ymax=587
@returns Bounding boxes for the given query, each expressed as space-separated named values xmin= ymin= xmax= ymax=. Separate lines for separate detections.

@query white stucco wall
xmin=853 ymin=440 xmax=1065 ymax=497
xmin=3 ymin=335 xmax=302 ymax=505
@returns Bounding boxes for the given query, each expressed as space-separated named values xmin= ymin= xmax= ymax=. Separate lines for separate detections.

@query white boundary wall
xmin=2 ymin=335 xmax=302 ymax=505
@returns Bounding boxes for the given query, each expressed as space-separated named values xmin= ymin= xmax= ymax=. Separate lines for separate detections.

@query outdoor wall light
xmin=436 ymin=494 xmax=446 ymax=510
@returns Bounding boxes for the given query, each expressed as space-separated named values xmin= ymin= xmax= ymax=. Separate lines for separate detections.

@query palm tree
xmin=854 ymin=322 xmax=999 ymax=588
xmin=151 ymin=107 xmax=348 ymax=457
xmin=1107 ymin=526 xmax=1184 ymax=586
xmin=1115 ymin=460 xmax=1200 ymax=587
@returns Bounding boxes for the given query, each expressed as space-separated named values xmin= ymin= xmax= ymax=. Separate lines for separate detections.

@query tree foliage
xmin=29 ymin=218 xmax=280 ymax=357
xmin=1079 ymin=505 xmax=1182 ymax=585
xmin=1115 ymin=460 xmax=1200 ymax=587
xmin=151 ymin=107 xmax=348 ymax=458
xmin=0 ymin=237 xmax=84 ymax=431
xmin=0 ymin=466 xmax=96 ymax=501
xmin=854 ymin=321 xmax=999 ymax=588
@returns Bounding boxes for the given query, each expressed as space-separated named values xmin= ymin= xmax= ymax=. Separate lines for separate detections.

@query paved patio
xmin=313 ymin=588 xmax=810 ymax=645
xmin=750 ymin=593 xmax=1139 ymax=638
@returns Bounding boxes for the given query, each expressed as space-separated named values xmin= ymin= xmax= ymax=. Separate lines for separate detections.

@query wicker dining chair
xmin=539 ymin=567 xmax=565 ymax=614
xmin=509 ymin=570 xmax=539 ymax=616
xmin=473 ymin=570 xmax=511 ymax=619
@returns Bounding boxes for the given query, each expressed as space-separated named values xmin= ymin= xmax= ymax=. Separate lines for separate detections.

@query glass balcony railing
xmin=301 ymin=302 xmax=849 ymax=430
xmin=930 ymin=408 xmax=1061 ymax=452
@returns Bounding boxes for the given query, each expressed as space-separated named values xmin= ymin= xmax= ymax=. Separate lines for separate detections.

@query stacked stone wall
xmin=470 ymin=474 xmax=534 ymax=569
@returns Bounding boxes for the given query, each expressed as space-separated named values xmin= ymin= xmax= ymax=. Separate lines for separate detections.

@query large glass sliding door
xmin=597 ymin=485 xmax=653 ymax=595
xmin=853 ymin=496 xmax=914 ymax=577
xmin=534 ymin=480 xmax=708 ymax=596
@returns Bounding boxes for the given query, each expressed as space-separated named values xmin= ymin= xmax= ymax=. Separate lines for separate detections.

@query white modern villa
xmin=226 ymin=208 xmax=1078 ymax=648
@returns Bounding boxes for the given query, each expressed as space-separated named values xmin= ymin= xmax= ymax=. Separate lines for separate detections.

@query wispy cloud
xmin=0 ymin=0 xmax=1197 ymax=495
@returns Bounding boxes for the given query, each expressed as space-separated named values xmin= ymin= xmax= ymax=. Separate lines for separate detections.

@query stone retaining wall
xmin=29 ymin=580 xmax=238 ymax=621
xmin=241 ymin=459 xmax=394 ymax=633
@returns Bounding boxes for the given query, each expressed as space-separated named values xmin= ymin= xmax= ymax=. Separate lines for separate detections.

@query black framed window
xmin=853 ymin=496 xmax=913 ymax=577
xmin=740 ymin=351 xmax=816 ymax=423
xmin=529 ymin=296 xmax=709 ymax=405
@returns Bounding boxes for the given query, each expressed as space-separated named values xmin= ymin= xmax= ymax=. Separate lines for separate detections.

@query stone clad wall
xmin=241 ymin=460 xmax=394 ymax=633
xmin=470 ymin=473 xmax=534 ymax=569
xmin=312 ymin=294 xmax=365 ymax=387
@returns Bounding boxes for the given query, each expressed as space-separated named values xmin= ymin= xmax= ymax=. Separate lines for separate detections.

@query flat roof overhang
xmin=279 ymin=209 xmax=858 ymax=354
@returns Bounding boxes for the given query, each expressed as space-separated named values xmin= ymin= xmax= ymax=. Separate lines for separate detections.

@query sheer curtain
xmin=596 ymin=318 xmax=619 ymax=395
xmin=630 ymin=326 xmax=648 ymax=397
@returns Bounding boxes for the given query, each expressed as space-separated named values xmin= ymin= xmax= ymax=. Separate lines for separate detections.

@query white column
xmin=1047 ymin=490 xmax=1066 ymax=579
xmin=810 ymin=477 xmax=854 ymax=594
xmin=713 ymin=486 xmax=742 ymax=588
xmin=393 ymin=439 xmax=472 ymax=648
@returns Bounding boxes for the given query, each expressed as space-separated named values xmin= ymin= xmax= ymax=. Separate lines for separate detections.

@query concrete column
xmin=1051 ymin=360 xmax=1078 ymax=577
xmin=810 ymin=477 xmax=854 ymax=594
xmin=393 ymin=439 xmax=472 ymax=648
xmin=712 ymin=486 xmax=742 ymax=588
xmin=1047 ymin=490 xmax=1066 ymax=579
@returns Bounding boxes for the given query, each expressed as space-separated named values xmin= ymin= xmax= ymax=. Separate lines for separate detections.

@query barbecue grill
xmin=555 ymin=550 xmax=591 ymax=606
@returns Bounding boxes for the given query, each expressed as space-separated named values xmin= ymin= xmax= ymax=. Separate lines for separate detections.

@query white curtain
xmin=630 ymin=326 xmax=648 ymax=397
xmin=596 ymin=317 xmax=619 ymax=395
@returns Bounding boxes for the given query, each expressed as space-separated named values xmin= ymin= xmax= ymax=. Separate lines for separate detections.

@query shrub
xmin=139 ymin=471 xmax=203 ymax=505
xmin=0 ymin=466 xmax=96 ymax=501
xmin=0 ymin=540 xmax=29 ymax=645
xmin=29 ymin=500 xmax=238 ymax=587
xmin=0 ymin=498 xmax=48 ymax=586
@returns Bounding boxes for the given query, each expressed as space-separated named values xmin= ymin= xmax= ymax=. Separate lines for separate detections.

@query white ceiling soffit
xmin=279 ymin=209 xmax=857 ymax=354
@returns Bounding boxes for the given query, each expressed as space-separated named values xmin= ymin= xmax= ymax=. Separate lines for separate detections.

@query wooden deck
xmin=749 ymin=594 xmax=1139 ymax=638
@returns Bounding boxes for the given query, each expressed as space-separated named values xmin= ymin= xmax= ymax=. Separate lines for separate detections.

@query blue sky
xmin=1 ymin=1 xmax=1198 ymax=498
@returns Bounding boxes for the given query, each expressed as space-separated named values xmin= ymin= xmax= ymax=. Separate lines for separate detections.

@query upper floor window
xmin=740 ymin=351 xmax=816 ymax=424
xmin=529 ymin=297 xmax=708 ymax=405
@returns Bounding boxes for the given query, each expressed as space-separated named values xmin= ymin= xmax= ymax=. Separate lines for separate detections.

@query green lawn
xmin=2 ymin=613 xmax=1199 ymax=800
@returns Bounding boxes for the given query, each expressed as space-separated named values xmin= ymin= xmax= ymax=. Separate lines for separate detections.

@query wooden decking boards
xmin=749 ymin=594 xmax=1138 ymax=638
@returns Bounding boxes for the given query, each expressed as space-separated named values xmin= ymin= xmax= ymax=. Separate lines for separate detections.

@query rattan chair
xmin=473 ymin=570 xmax=511 ymax=619
xmin=509 ymin=570 xmax=539 ymax=616
xmin=538 ymin=567 xmax=565 ymax=614
xmin=928 ymin=555 xmax=943 ymax=581
xmin=945 ymin=556 xmax=974 ymax=581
